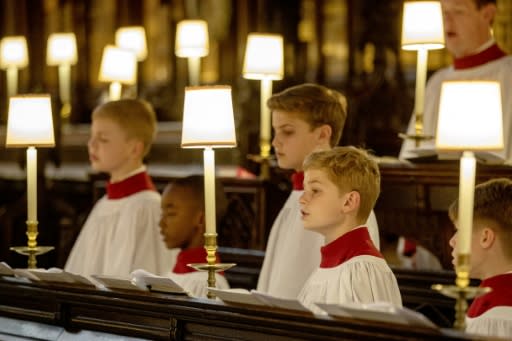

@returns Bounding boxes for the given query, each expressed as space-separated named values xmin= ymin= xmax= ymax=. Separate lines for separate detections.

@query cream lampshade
xmin=98 ymin=45 xmax=137 ymax=101
xmin=46 ymin=33 xmax=78 ymax=66
xmin=115 ymin=26 xmax=148 ymax=61
xmin=434 ymin=80 xmax=503 ymax=330
xmin=400 ymin=1 xmax=444 ymax=143
xmin=181 ymin=86 xmax=237 ymax=295
xmin=175 ymin=20 xmax=209 ymax=86
xmin=5 ymin=94 xmax=55 ymax=269
xmin=1 ymin=36 xmax=29 ymax=98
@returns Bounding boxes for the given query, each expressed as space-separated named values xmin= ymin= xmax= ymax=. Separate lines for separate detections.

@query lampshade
xmin=243 ymin=33 xmax=284 ymax=80
xmin=0 ymin=36 xmax=29 ymax=69
xmin=181 ymin=86 xmax=237 ymax=148
xmin=401 ymin=1 xmax=444 ymax=50
xmin=175 ymin=20 xmax=209 ymax=58
xmin=6 ymin=95 xmax=55 ymax=148
xmin=115 ymin=26 xmax=148 ymax=61
xmin=436 ymin=81 xmax=503 ymax=151
xmin=98 ymin=45 xmax=137 ymax=85
xmin=46 ymin=33 xmax=78 ymax=65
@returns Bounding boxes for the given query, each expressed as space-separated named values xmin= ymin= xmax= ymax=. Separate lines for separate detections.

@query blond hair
xmin=303 ymin=146 xmax=380 ymax=222
xmin=449 ymin=178 xmax=512 ymax=259
xmin=267 ymin=83 xmax=347 ymax=147
xmin=92 ymin=99 xmax=157 ymax=157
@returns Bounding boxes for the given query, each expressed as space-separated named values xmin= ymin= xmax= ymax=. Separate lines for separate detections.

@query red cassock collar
xmin=172 ymin=247 xmax=221 ymax=274
xmin=320 ymin=227 xmax=383 ymax=268
xmin=292 ymin=171 xmax=304 ymax=190
xmin=467 ymin=273 xmax=512 ymax=318
xmin=106 ymin=171 xmax=156 ymax=199
xmin=453 ymin=44 xmax=507 ymax=70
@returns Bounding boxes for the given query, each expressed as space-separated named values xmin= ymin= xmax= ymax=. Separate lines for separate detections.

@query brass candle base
xmin=398 ymin=132 xmax=434 ymax=147
xmin=247 ymin=153 xmax=275 ymax=180
xmin=10 ymin=246 xmax=54 ymax=269
xmin=188 ymin=233 xmax=236 ymax=299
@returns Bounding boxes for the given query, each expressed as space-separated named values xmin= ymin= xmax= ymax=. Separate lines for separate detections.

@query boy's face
xmin=441 ymin=0 xmax=493 ymax=58
xmin=449 ymin=221 xmax=485 ymax=278
xmin=299 ymin=169 xmax=348 ymax=241
xmin=159 ymin=184 xmax=203 ymax=249
xmin=272 ymin=110 xmax=327 ymax=171
xmin=88 ymin=117 xmax=138 ymax=178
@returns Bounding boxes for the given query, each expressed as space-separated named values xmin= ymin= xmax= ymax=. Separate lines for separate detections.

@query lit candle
xmin=457 ymin=151 xmax=476 ymax=257
xmin=414 ymin=48 xmax=428 ymax=127
xmin=109 ymin=81 xmax=122 ymax=101
xmin=58 ymin=64 xmax=71 ymax=104
xmin=27 ymin=146 xmax=37 ymax=222
xmin=188 ymin=56 xmax=201 ymax=86
xmin=203 ymin=148 xmax=216 ymax=235
xmin=260 ymin=79 xmax=273 ymax=158
xmin=6 ymin=66 xmax=18 ymax=98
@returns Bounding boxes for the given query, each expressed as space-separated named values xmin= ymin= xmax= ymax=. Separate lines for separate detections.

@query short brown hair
xmin=303 ymin=146 xmax=380 ymax=222
xmin=473 ymin=0 xmax=496 ymax=8
xmin=267 ymin=83 xmax=347 ymax=147
xmin=92 ymin=99 xmax=157 ymax=157
xmin=449 ymin=178 xmax=512 ymax=259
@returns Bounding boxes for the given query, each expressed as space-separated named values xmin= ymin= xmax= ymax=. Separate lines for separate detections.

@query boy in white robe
xmin=65 ymin=99 xmax=172 ymax=277
xmin=257 ymin=83 xmax=380 ymax=299
xmin=448 ymin=178 xmax=512 ymax=338
xmin=157 ymin=175 xmax=229 ymax=297
xmin=298 ymin=147 xmax=402 ymax=314
xmin=400 ymin=0 xmax=512 ymax=163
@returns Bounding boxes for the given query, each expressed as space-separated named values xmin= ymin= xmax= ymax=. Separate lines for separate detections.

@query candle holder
xmin=98 ymin=45 xmax=137 ymax=101
xmin=399 ymin=1 xmax=444 ymax=146
xmin=431 ymin=255 xmax=491 ymax=330
xmin=175 ymin=20 xmax=209 ymax=86
xmin=181 ymin=86 xmax=238 ymax=298
xmin=5 ymin=95 xmax=56 ymax=269
xmin=188 ymin=233 xmax=236 ymax=299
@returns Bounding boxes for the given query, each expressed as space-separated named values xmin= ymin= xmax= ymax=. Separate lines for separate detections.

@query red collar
xmin=320 ymin=227 xmax=383 ymax=268
xmin=106 ymin=171 xmax=156 ymax=199
xmin=291 ymin=172 xmax=304 ymax=190
xmin=453 ymin=44 xmax=507 ymax=70
xmin=172 ymin=247 xmax=221 ymax=274
xmin=467 ymin=273 xmax=512 ymax=318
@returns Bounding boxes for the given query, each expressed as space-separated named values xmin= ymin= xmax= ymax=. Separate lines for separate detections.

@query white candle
xmin=260 ymin=78 xmax=273 ymax=157
xmin=27 ymin=147 xmax=37 ymax=222
xmin=109 ymin=81 xmax=122 ymax=101
xmin=6 ymin=66 xmax=18 ymax=98
xmin=203 ymin=148 xmax=216 ymax=235
xmin=414 ymin=48 xmax=428 ymax=133
xmin=187 ymin=56 xmax=201 ymax=86
xmin=58 ymin=64 xmax=71 ymax=104
xmin=457 ymin=151 xmax=476 ymax=256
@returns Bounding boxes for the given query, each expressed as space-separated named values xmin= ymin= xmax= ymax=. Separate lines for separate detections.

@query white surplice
xmin=257 ymin=190 xmax=381 ymax=299
xmin=298 ymin=228 xmax=401 ymax=315
xmin=65 ymin=190 xmax=173 ymax=277
xmin=400 ymin=45 xmax=512 ymax=163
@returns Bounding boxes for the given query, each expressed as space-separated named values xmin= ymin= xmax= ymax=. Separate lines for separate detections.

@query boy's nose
xmin=449 ymin=233 xmax=457 ymax=248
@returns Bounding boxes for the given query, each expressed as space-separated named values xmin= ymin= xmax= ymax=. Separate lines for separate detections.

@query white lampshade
xmin=115 ymin=26 xmax=148 ymax=61
xmin=46 ymin=33 xmax=78 ymax=65
xmin=402 ymin=1 xmax=444 ymax=50
xmin=243 ymin=33 xmax=284 ymax=80
xmin=175 ymin=20 xmax=209 ymax=58
xmin=98 ymin=45 xmax=137 ymax=85
xmin=181 ymin=86 xmax=237 ymax=148
xmin=6 ymin=94 xmax=55 ymax=147
xmin=436 ymin=81 xmax=503 ymax=151
xmin=0 ymin=36 xmax=29 ymax=69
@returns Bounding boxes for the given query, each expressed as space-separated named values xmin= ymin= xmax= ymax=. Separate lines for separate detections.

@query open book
xmin=406 ymin=147 xmax=506 ymax=165
xmin=10 ymin=267 xmax=98 ymax=286
xmin=316 ymin=302 xmax=437 ymax=329
xmin=0 ymin=262 xmax=15 ymax=276
xmin=131 ymin=269 xmax=188 ymax=295
xmin=208 ymin=288 xmax=310 ymax=312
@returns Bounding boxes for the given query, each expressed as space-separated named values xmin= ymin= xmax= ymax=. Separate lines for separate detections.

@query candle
xmin=58 ymin=64 xmax=71 ymax=104
xmin=6 ymin=66 xmax=18 ymax=98
xmin=414 ymin=48 xmax=428 ymax=135
xmin=109 ymin=81 xmax=122 ymax=101
xmin=27 ymin=147 xmax=37 ymax=222
xmin=260 ymin=79 xmax=273 ymax=158
xmin=187 ymin=56 xmax=201 ymax=86
xmin=203 ymin=148 xmax=216 ymax=235
xmin=457 ymin=151 xmax=476 ymax=257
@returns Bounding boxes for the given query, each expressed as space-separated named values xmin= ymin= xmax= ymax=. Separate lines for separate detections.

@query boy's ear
xmin=317 ymin=124 xmax=332 ymax=144
xmin=129 ymin=140 xmax=145 ymax=158
xmin=479 ymin=227 xmax=496 ymax=249
xmin=341 ymin=191 xmax=360 ymax=213
xmin=481 ymin=3 xmax=496 ymax=25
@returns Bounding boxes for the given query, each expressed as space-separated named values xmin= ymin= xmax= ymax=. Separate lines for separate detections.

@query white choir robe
xmin=65 ymin=189 xmax=174 ymax=277
xmin=465 ymin=273 xmax=512 ymax=339
xmin=396 ymin=237 xmax=442 ymax=271
xmin=400 ymin=43 xmax=512 ymax=164
xmin=298 ymin=228 xmax=401 ymax=315
xmin=257 ymin=190 xmax=380 ymax=299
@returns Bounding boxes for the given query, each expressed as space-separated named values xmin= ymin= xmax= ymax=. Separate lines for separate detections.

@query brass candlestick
xmin=247 ymin=152 xmax=273 ymax=180
xmin=188 ymin=233 xmax=236 ymax=299
xmin=10 ymin=220 xmax=54 ymax=269
xmin=398 ymin=111 xmax=433 ymax=148
xmin=431 ymin=254 xmax=490 ymax=330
